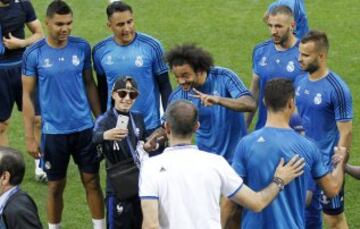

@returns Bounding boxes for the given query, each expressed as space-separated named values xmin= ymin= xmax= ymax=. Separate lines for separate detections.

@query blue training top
xmin=295 ymin=71 xmax=352 ymax=168
xmin=232 ymin=127 xmax=328 ymax=229
xmin=252 ymin=39 xmax=305 ymax=130
xmin=22 ymin=36 xmax=94 ymax=134
xmin=167 ymin=67 xmax=251 ymax=163
xmin=92 ymin=32 xmax=168 ymax=130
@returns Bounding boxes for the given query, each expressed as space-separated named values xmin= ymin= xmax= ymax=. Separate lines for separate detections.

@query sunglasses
xmin=116 ymin=90 xmax=139 ymax=100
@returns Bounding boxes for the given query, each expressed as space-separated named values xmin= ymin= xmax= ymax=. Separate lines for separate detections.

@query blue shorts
xmin=320 ymin=184 xmax=345 ymax=215
xmin=41 ymin=128 xmax=100 ymax=181
xmin=0 ymin=65 xmax=40 ymax=122
xmin=106 ymin=193 xmax=142 ymax=229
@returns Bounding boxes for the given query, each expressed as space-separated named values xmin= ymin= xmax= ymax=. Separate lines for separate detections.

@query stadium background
xmin=7 ymin=0 xmax=359 ymax=227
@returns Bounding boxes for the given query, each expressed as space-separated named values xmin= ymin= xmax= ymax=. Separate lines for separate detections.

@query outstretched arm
xmin=345 ymin=164 xmax=360 ymax=180
xmin=143 ymin=126 xmax=167 ymax=152
xmin=191 ymin=88 xmax=256 ymax=112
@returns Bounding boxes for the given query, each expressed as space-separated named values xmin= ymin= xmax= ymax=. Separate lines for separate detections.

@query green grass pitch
xmin=7 ymin=0 xmax=359 ymax=228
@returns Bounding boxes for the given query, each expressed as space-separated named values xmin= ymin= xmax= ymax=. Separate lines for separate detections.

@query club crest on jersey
xmin=106 ymin=55 xmax=114 ymax=65
xmin=213 ymin=90 xmax=220 ymax=96
xmin=259 ymin=56 xmax=267 ymax=66
xmin=314 ymin=93 xmax=322 ymax=105
xmin=286 ymin=61 xmax=295 ymax=72
xmin=135 ymin=56 xmax=143 ymax=67
xmin=43 ymin=58 xmax=52 ymax=68
xmin=72 ymin=55 xmax=80 ymax=66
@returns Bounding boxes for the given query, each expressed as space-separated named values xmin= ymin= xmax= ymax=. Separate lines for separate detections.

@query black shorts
xmin=320 ymin=184 xmax=345 ymax=215
xmin=41 ymin=128 xmax=100 ymax=181
xmin=0 ymin=65 xmax=40 ymax=122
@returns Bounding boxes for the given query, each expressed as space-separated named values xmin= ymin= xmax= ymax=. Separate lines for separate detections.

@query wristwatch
xmin=272 ymin=177 xmax=285 ymax=191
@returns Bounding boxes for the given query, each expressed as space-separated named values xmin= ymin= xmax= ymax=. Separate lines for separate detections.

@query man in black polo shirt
xmin=0 ymin=0 xmax=44 ymax=180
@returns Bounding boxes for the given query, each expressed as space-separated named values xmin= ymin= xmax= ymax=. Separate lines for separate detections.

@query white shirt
xmin=139 ymin=145 xmax=243 ymax=229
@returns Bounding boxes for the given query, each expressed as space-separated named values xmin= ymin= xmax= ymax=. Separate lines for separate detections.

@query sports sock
xmin=48 ymin=223 xmax=61 ymax=229
xmin=92 ymin=218 xmax=105 ymax=229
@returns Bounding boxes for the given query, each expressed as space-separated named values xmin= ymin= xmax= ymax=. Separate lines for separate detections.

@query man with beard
xmin=266 ymin=0 xmax=309 ymax=39
xmin=222 ymin=78 xmax=348 ymax=229
xmin=295 ymin=30 xmax=352 ymax=229
xmin=159 ymin=44 xmax=256 ymax=163
xmin=246 ymin=5 xmax=305 ymax=130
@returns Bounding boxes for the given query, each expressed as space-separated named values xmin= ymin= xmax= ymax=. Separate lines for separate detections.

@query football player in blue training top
xmin=296 ymin=30 xmax=352 ymax=229
xmin=157 ymin=44 xmax=256 ymax=164
xmin=22 ymin=1 xmax=105 ymax=228
xmin=93 ymin=1 xmax=172 ymax=135
xmin=266 ymin=0 xmax=309 ymax=39
xmin=246 ymin=5 xmax=305 ymax=130
xmin=222 ymin=78 xmax=348 ymax=229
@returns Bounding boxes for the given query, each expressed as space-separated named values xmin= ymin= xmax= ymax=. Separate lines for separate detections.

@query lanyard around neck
xmin=112 ymin=109 xmax=140 ymax=167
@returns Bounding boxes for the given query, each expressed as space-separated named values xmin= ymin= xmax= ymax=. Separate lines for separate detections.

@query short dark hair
xmin=166 ymin=100 xmax=198 ymax=138
xmin=0 ymin=147 xmax=25 ymax=186
xmin=301 ymin=30 xmax=329 ymax=53
xmin=165 ymin=44 xmax=214 ymax=73
xmin=107 ymin=1 xmax=133 ymax=19
xmin=268 ymin=5 xmax=294 ymax=18
xmin=264 ymin=78 xmax=294 ymax=112
xmin=46 ymin=0 xmax=72 ymax=18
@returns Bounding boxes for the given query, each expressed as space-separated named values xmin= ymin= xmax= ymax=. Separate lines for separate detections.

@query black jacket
xmin=93 ymin=109 xmax=148 ymax=192
xmin=93 ymin=109 xmax=148 ymax=163
xmin=3 ymin=190 xmax=42 ymax=229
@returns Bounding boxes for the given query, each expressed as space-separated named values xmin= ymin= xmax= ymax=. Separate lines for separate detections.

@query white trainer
xmin=35 ymin=159 xmax=47 ymax=182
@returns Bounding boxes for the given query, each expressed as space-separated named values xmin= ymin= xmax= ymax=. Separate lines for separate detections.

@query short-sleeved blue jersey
xmin=295 ymin=72 xmax=352 ymax=168
xmin=92 ymin=32 xmax=168 ymax=130
xmin=22 ymin=37 xmax=94 ymax=134
xmin=232 ymin=127 xmax=328 ymax=229
xmin=252 ymin=40 xmax=305 ymax=129
xmin=167 ymin=67 xmax=251 ymax=163
xmin=268 ymin=0 xmax=309 ymax=39
xmin=0 ymin=0 xmax=37 ymax=64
